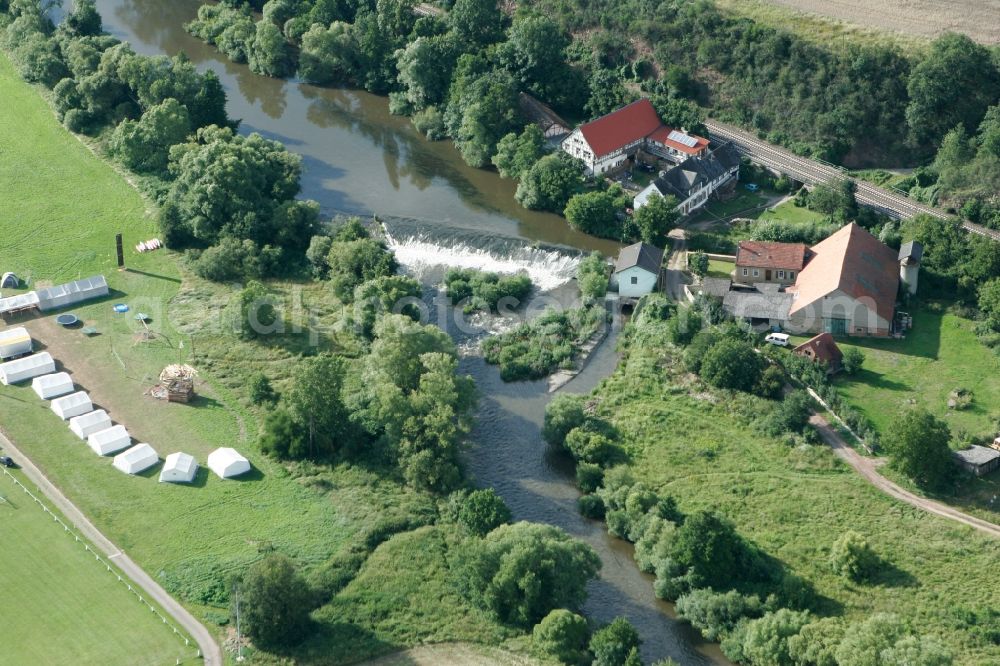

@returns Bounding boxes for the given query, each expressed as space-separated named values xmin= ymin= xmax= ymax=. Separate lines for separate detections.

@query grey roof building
xmin=615 ymin=242 xmax=664 ymax=274
xmin=953 ymin=445 xmax=1000 ymax=476
xmin=722 ymin=286 xmax=794 ymax=323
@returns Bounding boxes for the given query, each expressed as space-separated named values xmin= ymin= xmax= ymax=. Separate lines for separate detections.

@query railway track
xmin=705 ymin=120 xmax=1000 ymax=242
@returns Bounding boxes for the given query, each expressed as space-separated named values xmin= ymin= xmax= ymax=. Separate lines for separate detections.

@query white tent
xmin=0 ymin=327 xmax=32 ymax=359
xmin=0 ymin=352 xmax=55 ymax=385
xmin=113 ymin=443 xmax=159 ymax=475
xmin=31 ymin=372 xmax=74 ymax=399
xmin=51 ymin=391 xmax=93 ymax=420
xmin=36 ymin=275 xmax=109 ymax=312
xmin=1 ymin=272 xmax=18 ymax=288
xmin=159 ymin=452 xmax=198 ymax=483
xmin=207 ymin=447 xmax=250 ymax=479
xmin=0 ymin=291 xmax=39 ymax=317
xmin=88 ymin=425 xmax=131 ymax=456
xmin=69 ymin=410 xmax=112 ymax=439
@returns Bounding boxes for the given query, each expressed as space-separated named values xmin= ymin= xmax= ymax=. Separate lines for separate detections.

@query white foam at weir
xmin=383 ymin=231 xmax=581 ymax=292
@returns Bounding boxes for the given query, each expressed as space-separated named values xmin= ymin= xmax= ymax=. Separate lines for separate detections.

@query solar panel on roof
xmin=667 ymin=130 xmax=699 ymax=148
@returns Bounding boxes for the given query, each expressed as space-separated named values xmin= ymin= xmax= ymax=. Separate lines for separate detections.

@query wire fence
xmin=0 ymin=467 xmax=201 ymax=664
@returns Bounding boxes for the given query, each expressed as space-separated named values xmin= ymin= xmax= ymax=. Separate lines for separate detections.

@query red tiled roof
xmin=793 ymin=332 xmax=843 ymax=366
xmin=578 ymin=99 xmax=663 ymax=159
xmin=736 ymin=241 xmax=809 ymax=271
xmin=788 ymin=223 xmax=899 ymax=323
xmin=647 ymin=126 xmax=710 ymax=155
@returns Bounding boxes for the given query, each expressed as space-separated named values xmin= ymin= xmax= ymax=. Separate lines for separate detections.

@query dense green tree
xmin=564 ymin=190 xmax=619 ymax=237
xmin=884 ymin=407 xmax=953 ymax=490
xmin=564 ymin=427 xmax=621 ymax=466
xmin=835 ymin=613 xmax=908 ymax=666
xmin=542 ymin=394 xmax=587 ymax=448
xmin=236 ymin=554 xmax=313 ymax=648
xmin=395 ymin=34 xmax=459 ymax=109
xmin=787 ymin=617 xmax=846 ymax=666
xmin=498 ymin=14 xmax=571 ymax=103
xmin=63 ymin=0 xmax=103 ymax=36
xmin=830 ymin=530 xmax=880 ymax=582
xmin=515 ymin=152 xmax=584 ymax=212
xmin=688 ymin=251 xmax=709 ymax=277
xmin=448 ymin=0 xmax=503 ymax=47
xmin=699 ymin=339 xmax=764 ymax=392
xmin=452 ymin=69 xmax=521 ymax=167
xmin=675 ymin=589 xmax=764 ymax=641
xmin=633 ymin=194 xmax=679 ymax=243
xmin=326 ymin=237 xmax=398 ymax=300
xmin=589 ymin=617 xmax=641 ymax=666
xmin=585 ymin=68 xmax=631 ymax=118
xmin=979 ymin=278 xmax=1000 ymax=331
xmin=906 ymin=33 xmax=1000 ymax=148
xmin=456 ymin=522 xmax=600 ymax=627
xmin=841 ymin=346 xmax=866 ymax=375
xmin=249 ymin=19 xmax=295 ymax=77
xmin=259 ymin=406 xmax=308 ymax=459
xmin=249 ymin=372 xmax=278 ymax=405
xmin=350 ymin=274 xmax=422 ymax=338
xmin=236 ymin=280 xmax=278 ymax=339
xmin=740 ymin=609 xmax=812 ymax=666
xmin=108 ymin=97 xmax=191 ymax=174
xmin=299 ymin=21 xmax=358 ymax=85
xmin=533 ymin=609 xmax=590 ymax=665
xmin=669 ymin=510 xmax=746 ymax=589
xmin=285 ymin=354 xmax=354 ymax=458
xmin=455 ymin=488 xmax=512 ymax=536
xmin=651 ymin=94 xmax=706 ymax=136
xmin=492 ymin=125 xmax=546 ymax=179
xmin=577 ymin=252 xmax=609 ymax=302
xmin=880 ymin=635 xmax=953 ymax=666
xmin=666 ymin=307 xmax=703 ymax=346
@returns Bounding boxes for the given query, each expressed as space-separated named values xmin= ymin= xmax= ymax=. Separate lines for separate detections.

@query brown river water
xmin=92 ymin=0 xmax=728 ymax=661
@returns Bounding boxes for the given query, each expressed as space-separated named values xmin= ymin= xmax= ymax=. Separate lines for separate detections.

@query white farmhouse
xmin=611 ymin=242 xmax=664 ymax=298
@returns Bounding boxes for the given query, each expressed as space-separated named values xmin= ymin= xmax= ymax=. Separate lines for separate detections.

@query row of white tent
xmin=0 ymin=274 xmax=109 ymax=317
xmin=1 ymin=338 xmax=252 ymax=481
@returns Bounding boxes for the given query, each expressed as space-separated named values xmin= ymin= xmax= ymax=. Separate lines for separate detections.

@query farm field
xmin=590 ymin=324 xmax=1000 ymax=663
xmin=716 ymin=0 xmax=1000 ymax=45
xmin=0 ymin=53 xmax=517 ymax=663
xmin=0 ymin=469 xmax=197 ymax=666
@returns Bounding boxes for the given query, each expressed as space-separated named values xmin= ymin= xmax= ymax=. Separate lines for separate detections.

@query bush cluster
xmin=445 ymin=268 xmax=532 ymax=314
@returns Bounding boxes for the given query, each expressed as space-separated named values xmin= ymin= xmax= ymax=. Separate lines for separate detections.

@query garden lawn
xmin=706 ymin=258 xmax=735 ymax=279
xmin=0 ymin=53 xmax=517 ymax=663
xmin=0 ymin=469 xmax=197 ymax=666
xmin=590 ymin=331 xmax=1000 ymax=663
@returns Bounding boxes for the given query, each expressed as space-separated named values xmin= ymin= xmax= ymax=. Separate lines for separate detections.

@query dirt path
xmin=664 ymin=228 xmax=689 ymax=301
xmin=809 ymin=414 xmax=1000 ymax=538
xmin=0 ymin=429 xmax=223 ymax=665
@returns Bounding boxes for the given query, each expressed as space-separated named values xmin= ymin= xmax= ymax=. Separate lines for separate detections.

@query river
xmin=93 ymin=0 xmax=725 ymax=662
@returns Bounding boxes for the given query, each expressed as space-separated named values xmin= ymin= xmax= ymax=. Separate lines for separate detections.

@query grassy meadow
xmin=590 ymin=327 xmax=1000 ymax=663
xmin=0 ymin=469 xmax=197 ymax=665
xmin=0 ymin=53 xmax=525 ymax=663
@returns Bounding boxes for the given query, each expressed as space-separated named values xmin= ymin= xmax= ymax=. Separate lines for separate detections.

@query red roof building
xmin=735 ymin=241 xmax=810 ymax=285
xmin=561 ymin=99 xmax=710 ymax=175
xmin=793 ymin=332 xmax=844 ymax=373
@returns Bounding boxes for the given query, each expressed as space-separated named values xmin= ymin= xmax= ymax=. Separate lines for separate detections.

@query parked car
xmin=0 ymin=455 xmax=15 ymax=468
xmin=764 ymin=332 xmax=790 ymax=347
xmin=745 ymin=183 xmax=760 ymax=191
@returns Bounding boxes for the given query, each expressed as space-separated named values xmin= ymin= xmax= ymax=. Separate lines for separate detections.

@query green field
xmin=0 ymin=53 xmax=519 ymax=663
xmin=0 ymin=469 xmax=196 ymax=665
xmin=590 ymin=322 xmax=1000 ymax=663
xmin=706 ymin=257 xmax=735 ymax=279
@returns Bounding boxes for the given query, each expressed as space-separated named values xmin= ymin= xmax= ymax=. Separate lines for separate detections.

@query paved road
xmin=705 ymin=119 xmax=1000 ymax=243
xmin=0 ymin=429 xmax=223 ymax=665
xmin=809 ymin=414 xmax=1000 ymax=538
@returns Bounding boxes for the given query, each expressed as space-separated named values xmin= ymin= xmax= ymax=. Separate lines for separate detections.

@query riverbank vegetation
xmin=0 ymin=7 xmax=607 ymax=663
xmin=444 ymin=268 xmax=533 ymax=314
xmin=482 ymin=306 xmax=606 ymax=381
xmin=547 ymin=294 xmax=1000 ymax=664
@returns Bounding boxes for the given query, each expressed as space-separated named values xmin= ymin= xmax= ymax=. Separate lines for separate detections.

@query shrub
xmin=236 ymin=554 xmax=314 ymax=649
xmin=576 ymin=462 xmax=604 ymax=493
xmin=577 ymin=252 xmax=610 ymax=302
xmin=543 ymin=394 xmax=588 ymax=447
xmin=589 ymin=617 xmax=641 ymax=666
xmin=454 ymin=488 xmax=512 ymax=536
xmin=675 ymin=589 xmax=765 ymax=641
xmin=577 ymin=493 xmax=606 ymax=519
xmin=756 ymin=365 xmax=785 ymax=399
xmin=740 ymin=609 xmax=812 ymax=666
xmin=533 ymin=609 xmax=590 ymax=665
xmin=564 ymin=427 xmax=623 ymax=466
xmin=842 ymin=346 xmax=865 ymax=375
xmin=412 ymin=106 xmax=446 ymax=139
xmin=445 ymin=268 xmax=532 ymax=313
xmin=248 ymin=373 xmax=278 ymax=405
xmin=689 ymin=251 xmax=709 ymax=277
xmin=699 ymin=339 xmax=764 ymax=392
xmin=830 ymin=530 xmax=880 ymax=582
xmin=667 ymin=307 xmax=703 ymax=346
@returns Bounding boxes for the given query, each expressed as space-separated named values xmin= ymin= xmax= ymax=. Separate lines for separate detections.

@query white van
xmin=764 ymin=332 xmax=790 ymax=347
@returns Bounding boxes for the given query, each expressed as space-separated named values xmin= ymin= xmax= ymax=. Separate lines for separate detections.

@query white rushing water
xmin=382 ymin=229 xmax=582 ymax=292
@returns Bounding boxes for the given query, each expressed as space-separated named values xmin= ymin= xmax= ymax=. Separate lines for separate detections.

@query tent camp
xmin=1 ymin=272 xmax=18 ymax=288
xmin=88 ymin=425 xmax=131 ymax=456
xmin=0 ymin=327 xmax=32 ymax=359
xmin=31 ymin=372 xmax=74 ymax=399
xmin=159 ymin=452 xmax=198 ymax=483
xmin=207 ymin=447 xmax=250 ymax=479
xmin=113 ymin=443 xmax=159 ymax=475
xmin=0 ymin=352 xmax=55 ymax=385
xmin=69 ymin=409 xmax=112 ymax=439
xmin=36 ymin=275 xmax=108 ymax=312
xmin=51 ymin=391 xmax=93 ymax=420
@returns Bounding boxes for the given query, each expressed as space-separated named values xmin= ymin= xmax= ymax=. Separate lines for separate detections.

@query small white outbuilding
xmin=159 ymin=452 xmax=198 ymax=484
xmin=113 ymin=443 xmax=159 ymax=475
xmin=51 ymin=391 xmax=93 ymax=420
xmin=31 ymin=372 xmax=74 ymax=399
xmin=207 ymin=447 xmax=250 ymax=479
xmin=0 ymin=327 xmax=32 ymax=360
xmin=0 ymin=352 xmax=55 ymax=385
xmin=69 ymin=409 xmax=112 ymax=440
xmin=88 ymin=425 xmax=132 ymax=456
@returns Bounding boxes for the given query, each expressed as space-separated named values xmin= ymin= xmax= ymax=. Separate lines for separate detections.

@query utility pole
xmin=235 ymin=585 xmax=244 ymax=662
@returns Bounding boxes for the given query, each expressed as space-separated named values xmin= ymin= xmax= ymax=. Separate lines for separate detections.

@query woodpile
xmin=155 ymin=364 xmax=197 ymax=403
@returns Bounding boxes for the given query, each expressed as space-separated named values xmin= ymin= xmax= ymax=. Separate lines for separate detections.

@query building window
xmin=777 ymin=270 xmax=785 ymax=279
xmin=742 ymin=268 xmax=748 ymax=277
xmin=630 ymin=276 xmax=638 ymax=285
xmin=789 ymin=271 xmax=795 ymax=280
xmin=752 ymin=269 xmax=759 ymax=277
